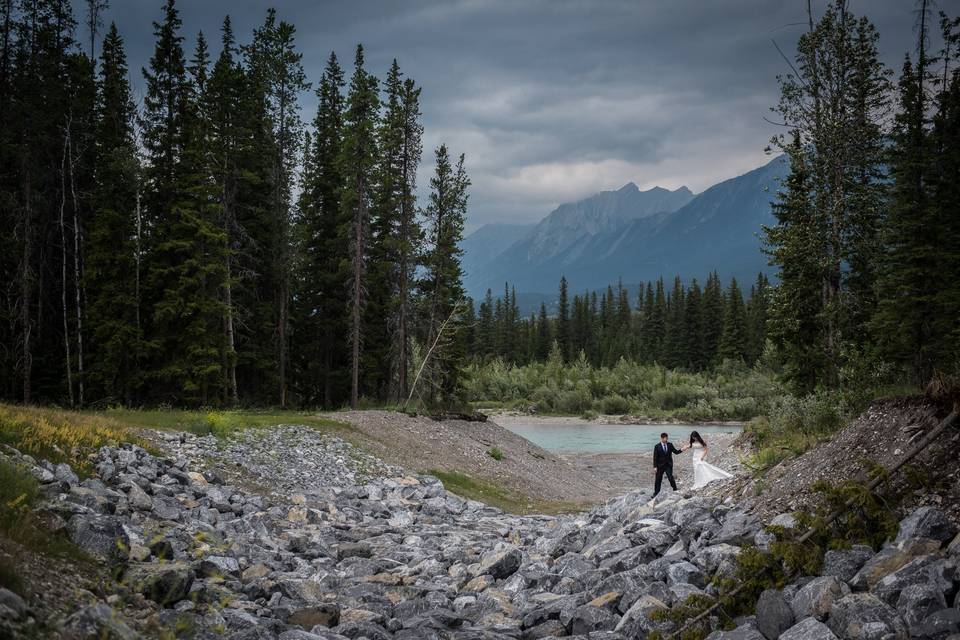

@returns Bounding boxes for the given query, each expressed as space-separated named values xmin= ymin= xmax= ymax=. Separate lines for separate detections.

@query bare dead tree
xmin=59 ymin=124 xmax=74 ymax=407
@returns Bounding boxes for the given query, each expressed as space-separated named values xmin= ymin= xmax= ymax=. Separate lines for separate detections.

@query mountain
xmin=462 ymin=183 xmax=694 ymax=295
xmin=462 ymin=155 xmax=788 ymax=302
xmin=459 ymin=223 xmax=535 ymax=284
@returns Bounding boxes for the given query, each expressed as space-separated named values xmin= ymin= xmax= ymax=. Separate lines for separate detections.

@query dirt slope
xmin=721 ymin=396 xmax=960 ymax=524
xmin=322 ymin=410 xmax=609 ymax=508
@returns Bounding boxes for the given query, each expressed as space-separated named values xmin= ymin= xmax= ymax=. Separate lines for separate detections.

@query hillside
xmin=2 ymin=401 xmax=959 ymax=640
xmin=463 ymin=156 xmax=788 ymax=299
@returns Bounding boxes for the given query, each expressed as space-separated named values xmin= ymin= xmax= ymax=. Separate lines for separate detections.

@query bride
xmin=688 ymin=431 xmax=732 ymax=489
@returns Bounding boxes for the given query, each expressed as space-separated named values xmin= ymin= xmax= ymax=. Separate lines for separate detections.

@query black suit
xmin=652 ymin=441 xmax=684 ymax=497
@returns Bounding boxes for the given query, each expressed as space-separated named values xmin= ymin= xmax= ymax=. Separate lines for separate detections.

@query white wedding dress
xmin=691 ymin=442 xmax=732 ymax=489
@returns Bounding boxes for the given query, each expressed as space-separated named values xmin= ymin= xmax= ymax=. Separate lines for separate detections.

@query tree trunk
xmin=21 ymin=169 xmax=33 ymax=404
xmin=69 ymin=130 xmax=84 ymax=407
xmin=60 ymin=131 xmax=75 ymax=406
xmin=350 ymin=191 xmax=365 ymax=409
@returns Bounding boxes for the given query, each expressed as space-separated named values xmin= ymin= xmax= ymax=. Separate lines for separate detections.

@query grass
xmin=0 ymin=458 xmax=90 ymax=561
xmin=99 ymin=407 xmax=350 ymax=438
xmin=0 ymin=404 xmax=149 ymax=476
xmin=487 ymin=447 xmax=504 ymax=461
xmin=426 ymin=468 xmax=585 ymax=515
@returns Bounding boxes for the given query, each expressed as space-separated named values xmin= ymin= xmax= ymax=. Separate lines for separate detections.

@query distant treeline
xmin=0 ymin=0 xmax=467 ymax=409
xmin=464 ymin=273 xmax=770 ymax=371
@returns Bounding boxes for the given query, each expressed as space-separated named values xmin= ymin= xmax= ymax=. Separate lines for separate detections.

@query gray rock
xmin=755 ymin=589 xmax=793 ymax=640
xmin=821 ymin=545 xmax=874 ymax=582
xmin=125 ymin=483 xmax=152 ymax=511
xmin=850 ymin=538 xmax=942 ymax=590
xmin=614 ymin=594 xmax=671 ymax=637
xmin=477 ymin=547 xmax=523 ymax=579
xmin=200 ymin=555 xmax=240 ymax=578
xmin=564 ymin=604 xmax=618 ymax=635
xmin=779 ymin=617 xmax=838 ymax=640
xmin=705 ymin=623 xmax=765 ymax=640
xmin=791 ymin=576 xmax=849 ymax=621
xmin=523 ymin=618 xmax=567 ymax=638
xmin=288 ymin=604 xmax=341 ymax=629
xmin=0 ymin=588 xmax=27 ymax=621
xmin=151 ymin=495 xmax=181 ymax=521
xmin=55 ymin=462 xmax=79 ymax=485
xmin=827 ymin=593 xmax=908 ymax=640
xmin=125 ymin=562 xmax=194 ymax=606
xmin=713 ymin=511 xmax=760 ymax=545
xmin=871 ymin=555 xmax=955 ymax=606
xmin=896 ymin=507 xmax=958 ymax=545
xmin=896 ymin=583 xmax=947 ymax=627
xmin=665 ymin=561 xmax=705 ymax=588
xmin=909 ymin=608 xmax=960 ymax=640
xmin=60 ymin=603 xmax=138 ymax=640
xmin=66 ymin=514 xmax=129 ymax=561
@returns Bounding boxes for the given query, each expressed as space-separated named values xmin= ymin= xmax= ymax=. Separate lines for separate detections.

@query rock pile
xmin=1 ymin=434 xmax=959 ymax=640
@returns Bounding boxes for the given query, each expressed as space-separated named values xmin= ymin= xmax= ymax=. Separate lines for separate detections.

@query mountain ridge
xmin=462 ymin=156 xmax=787 ymax=302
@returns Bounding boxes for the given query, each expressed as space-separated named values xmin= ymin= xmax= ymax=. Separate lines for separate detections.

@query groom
xmin=651 ymin=432 xmax=686 ymax=501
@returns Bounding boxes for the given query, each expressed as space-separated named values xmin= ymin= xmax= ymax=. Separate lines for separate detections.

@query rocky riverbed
xmin=1 ymin=420 xmax=959 ymax=640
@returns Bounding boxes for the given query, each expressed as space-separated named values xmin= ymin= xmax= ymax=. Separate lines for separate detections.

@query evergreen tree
xmin=701 ymin=271 xmax=725 ymax=364
xmin=536 ymin=302 xmax=551 ymax=360
xmin=556 ymin=276 xmax=570 ymax=361
xmin=295 ymin=51 xmax=346 ymax=406
xmin=745 ymin=273 xmax=770 ymax=364
xmin=663 ymin=276 xmax=686 ymax=368
xmin=684 ymin=279 xmax=704 ymax=370
xmin=765 ymin=135 xmax=825 ymax=391
xmin=86 ymin=22 xmax=142 ymax=403
xmin=769 ymin=1 xmax=891 ymax=386
xmin=340 ymin=44 xmax=379 ymax=408
xmin=417 ymin=144 xmax=469 ymax=404
xmin=719 ymin=278 xmax=747 ymax=362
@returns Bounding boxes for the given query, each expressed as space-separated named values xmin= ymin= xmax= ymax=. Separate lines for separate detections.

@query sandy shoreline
xmin=484 ymin=411 xmax=747 ymax=497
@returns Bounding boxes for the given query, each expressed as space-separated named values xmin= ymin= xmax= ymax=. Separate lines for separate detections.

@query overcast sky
xmin=104 ymin=0 xmax=921 ymax=231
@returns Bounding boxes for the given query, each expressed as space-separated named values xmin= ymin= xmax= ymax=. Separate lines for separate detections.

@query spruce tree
xmin=536 ymin=302 xmax=551 ymax=360
xmin=417 ymin=144 xmax=469 ymax=404
xmin=87 ymin=22 xmax=142 ymax=403
xmin=296 ymin=51 xmax=346 ymax=406
xmin=684 ymin=279 xmax=704 ymax=370
xmin=701 ymin=271 xmax=725 ymax=365
xmin=719 ymin=278 xmax=747 ymax=362
xmin=556 ymin=276 xmax=570 ymax=361
xmin=340 ymin=44 xmax=379 ymax=408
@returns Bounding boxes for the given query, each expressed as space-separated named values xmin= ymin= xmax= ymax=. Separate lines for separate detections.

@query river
xmin=500 ymin=420 xmax=741 ymax=454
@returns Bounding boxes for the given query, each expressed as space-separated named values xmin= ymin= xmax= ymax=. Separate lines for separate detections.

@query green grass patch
xmin=487 ymin=447 xmax=504 ymax=461
xmin=0 ymin=458 xmax=89 ymax=560
xmin=96 ymin=408 xmax=350 ymax=438
xmin=426 ymin=468 xmax=585 ymax=515
xmin=0 ymin=403 xmax=148 ymax=476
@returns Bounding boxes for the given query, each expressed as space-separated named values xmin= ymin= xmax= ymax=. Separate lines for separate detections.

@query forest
xmin=0 ymin=0 xmax=468 ymax=410
xmin=1 ymin=0 xmax=959 ymax=415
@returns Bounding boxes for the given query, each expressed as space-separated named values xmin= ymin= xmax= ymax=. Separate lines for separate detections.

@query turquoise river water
xmin=501 ymin=421 xmax=742 ymax=454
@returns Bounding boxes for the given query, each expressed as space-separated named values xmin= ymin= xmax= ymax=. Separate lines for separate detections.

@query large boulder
xmin=790 ymin=576 xmax=849 ymax=621
xmin=288 ymin=604 xmax=341 ymax=630
xmin=563 ymin=603 xmax=618 ymax=635
xmin=820 ymin=545 xmax=875 ymax=583
xmin=896 ymin=507 xmax=958 ymax=545
xmin=614 ymin=594 xmax=672 ymax=638
xmin=713 ymin=512 xmax=760 ymax=545
xmin=125 ymin=562 xmax=194 ymax=606
xmin=850 ymin=538 xmax=941 ymax=590
xmin=895 ymin=583 xmax=947 ymax=628
xmin=827 ymin=593 xmax=908 ymax=640
xmin=66 ymin=514 xmax=129 ymax=562
xmin=704 ymin=623 xmax=765 ymax=640
xmin=908 ymin=608 xmax=960 ymax=640
xmin=754 ymin=589 xmax=793 ymax=640
xmin=693 ymin=544 xmax=741 ymax=579
xmin=477 ymin=547 xmax=522 ymax=580
xmin=870 ymin=555 xmax=956 ymax=607
xmin=60 ymin=604 xmax=138 ymax=640
xmin=779 ymin=617 xmax=838 ymax=640
xmin=665 ymin=561 xmax=705 ymax=588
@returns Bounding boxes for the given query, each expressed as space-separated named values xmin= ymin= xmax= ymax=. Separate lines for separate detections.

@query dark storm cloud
xmin=104 ymin=0 xmax=919 ymax=229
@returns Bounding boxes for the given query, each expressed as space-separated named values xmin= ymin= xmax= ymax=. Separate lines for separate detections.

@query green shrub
xmin=487 ymin=447 xmax=504 ymax=461
xmin=600 ymin=394 xmax=631 ymax=415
